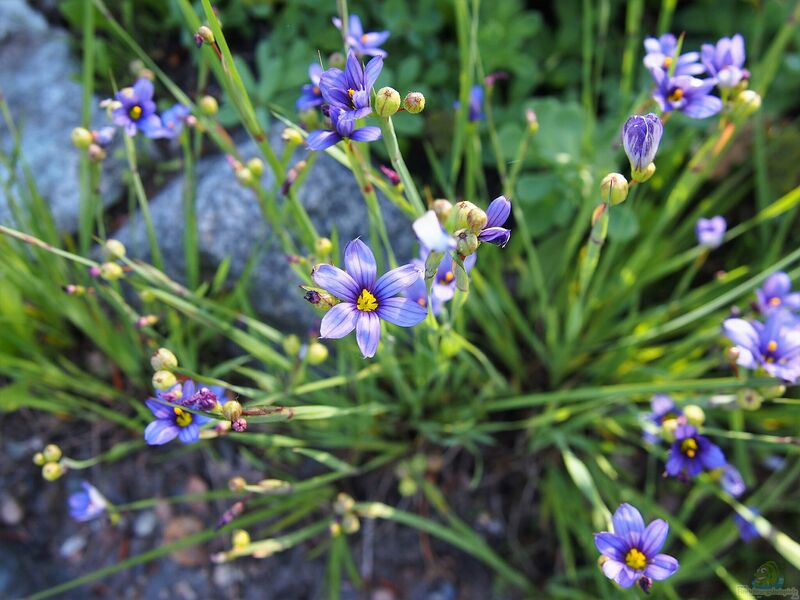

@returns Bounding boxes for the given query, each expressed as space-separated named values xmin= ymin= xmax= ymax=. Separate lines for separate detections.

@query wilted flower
xmin=720 ymin=464 xmax=746 ymax=497
xmin=622 ymin=113 xmax=663 ymax=175
xmin=642 ymin=394 xmax=683 ymax=443
xmin=755 ymin=272 xmax=800 ymax=314
xmin=68 ymin=481 xmax=109 ymax=522
xmin=723 ymin=310 xmax=800 ymax=382
xmin=594 ymin=503 xmax=679 ymax=588
xmin=311 ymin=239 xmax=426 ymax=358
xmin=152 ymin=104 xmax=191 ymax=139
xmin=477 ymin=196 xmax=512 ymax=247
xmin=297 ymin=64 xmax=325 ymax=112
xmin=701 ymin=34 xmax=748 ymax=89
xmin=319 ymin=51 xmax=382 ymax=122
xmin=695 ymin=216 xmax=727 ymax=249
xmin=307 ymin=107 xmax=381 ymax=151
xmin=643 ymin=34 xmax=704 ymax=76
xmin=651 ymin=68 xmax=723 ymax=118
xmin=333 ymin=14 xmax=390 ymax=58
xmin=112 ymin=79 xmax=162 ymax=137
xmin=734 ymin=506 xmax=760 ymax=542
xmin=666 ymin=424 xmax=727 ymax=478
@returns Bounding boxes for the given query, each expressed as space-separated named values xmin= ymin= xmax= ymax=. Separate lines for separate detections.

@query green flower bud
xmin=71 ymin=127 xmax=93 ymax=150
xmin=333 ymin=492 xmax=355 ymax=515
xmin=87 ymin=144 xmax=107 ymax=162
xmin=198 ymin=95 xmax=218 ymax=116
xmin=228 ymin=476 xmax=247 ymax=492
xmin=222 ymin=400 xmax=243 ymax=422
xmin=375 ymin=87 xmax=401 ymax=117
xmin=661 ymin=417 xmax=680 ymax=441
xmin=150 ymin=348 xmax=178 ymax=371
xmin=398 ymin=477 xmax=418 ymax=497
xmin=737 ymin=388 xmax=763 ymax=411
xmin=231 ymin=529 xmax=251 ymax=549
xmin=282 ymin=334 xmax=302 ymax=356
xmin=683 ymin=404 xmax=705 ymax=427
xmin=235 ymin=167 xmax=254 ymax=187
xmin=760 ymin=384 xmax=786 ymax=400
xmin=306 ymin=341 xmax=328 ymax=365
xmin=247 ymin=158 xmax=264 ymax=178
xmin=33 ymin=452 xmax=46 ymax=466
xmin=454 ymin=201 xmax=479 ymax=229
xmin=196 ymin=25 xmax=215 ymax=45
xmin=631 ymin=162 xmax=656 ymax=184
xmin=314 ymin=237 xmax=333 ymax=256
xmin=152 ymin=370 xmax=177 ymax=391
xmin=99 ymin=262 xmax=124 ymax=281
xmin=341 ymin=513 xmax=360 ymax=534
xmin=43 ymin=444 xmax=62 ymax=463
xmin=103 ymin=239 xmax=127 ymax=260
xmin=432 ymin=199 xmax=453 ymax=224
xmin=466 ymin=207 xmax=488 ymax=233
xmin=600 ymin=173 xmax=629 ymax=205
xmin=403 ymin=92 xmax=425 ymax=114
xmin=734 ymin=90 xmax=761 ymax=119
xmin=139 ymin=289 xmax=156 ymax=303
xmin=455 ymin=229 xmax=479 ymax=256
xmin=282 ymin=127 xmax=304 ymax=146
xmin=42 ymin=462 xmax=64 ymax=481
xmin=329 ymin=521 xmax=343 ymax=537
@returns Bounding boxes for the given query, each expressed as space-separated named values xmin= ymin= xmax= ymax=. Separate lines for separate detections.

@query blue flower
xmin=720 ymin=464 xmax=746 ymax=497
xmin=756 ymin=272 xmax=800 ymax=314
xmin=734 ymin=506 xmax=760 ymax=542
xmin=319 ymin=51 xmax=383 ymax=122
xmin=68 ymin=481 xmax=109 ymax=522
xmin=333 ymin=14 xmax=390 ymax=58
xmin=93 ymin=127 xmax=116 ymax=147
xmin=622 ymin=113 xmax=663 ymax=173
xmin=311 ymin=239 xmax=426 ymax=358
xmin=406 ymin=250 xmax=477 ymax=315
xmin=666 ymin=424 xmax=727 ymax=478
xmin=297 ymin=63 xmax=325 ymax=112
xmin=478 ymin=196 xmax=512 ymax=247
xmin=651 ymin=68 xmax=723 ymax=118
xmin=307 ymin=107 xmax=382 ymax=151
xmin=701 ymin=34 xmax=748 ymax=89
xmin=111 ymin=79 xmax=162 ymax=137
xmin=144 ymin=379 xmax=223 ymax=445
xmin=151 ymin=104 xmax=191 ymax=139
xmin=594 ymin=503 xmax=679 ymax=589
xmin=643 ymin=34 xmax=705 ymax=76
xmin=413 ymin=210 xmax=455 ymax=253
xmin=723 ymin=310 xmax=800 ymax=382
xmin=642 ymin=394 xmax=682 ymax=443
xmin=695 ymin=216 xmax=727 ymax=249
xmin=468 ymin=85 xmax=484 ymax=122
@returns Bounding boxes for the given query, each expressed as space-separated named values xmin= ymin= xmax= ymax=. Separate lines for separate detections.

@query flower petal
xmin=374 ymin=264 xmax=423 ymax=299
xmin=356 ymin=312 xmax=381 ymax=358
xmin=478 ymin=227 xmax=511 ymax=247
xmin=376 ymin=297 xmax=427 ymax=327
xmin=722 ymin=319 xmax=760 ymax=352
xmin=364 ymin=56 xmax=384 ymax=90
xmin=319 ymin=302 xmax=359 ymax=339
xmin=413 ymin=211 xmax=455 ymax=253
xmin=616 ymin=566 xmax=639 ymax=588
xmin=683 ymin=94 xmax=722 ymax=119
xmin=601 ymin=558 xmax=625 ymax=583
xmin=485 ymin=196 xmax=511 ymax=228
xmin=178 ymin=423 xmax=200 ymax=444
xmin=699 ymin=437 xmax=727 ymax=470
xmin=640 ymin=519 xmax=669 ymax=557
xmin=350 ymin=126 xmax=382 ymax=142
xmin=144 ymin=419 xmax=179 ymax=445
xmin=307 ymin=130 xmax=342 ymax=151
xmin=344 ymin=239 xmax=377 ymax=290
xmin=312 ymin=264 xmax=359 ymax=302
xmin=145 ymin=398 xmax=173 ymax=419
xmin=612 ymin=503 xmax=645 ymax=547
xmin=133 ymin=78 xmax=154 ymax=102
xmin=645 ymin=554 xmax=679 ymax=580
xmin=594 ymin=532 xmax=628 ymax=562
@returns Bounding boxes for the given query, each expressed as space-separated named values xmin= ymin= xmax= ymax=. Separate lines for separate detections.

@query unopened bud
xmin=328 ymin=52 xmax=345 ymax=69
xmin=661 ymin=417 xmax=680 ymax=441
xmin=454 ymin=201 xmax=479 ymax=229
xmin=631 ymin=162 xmax=656 ymax=184
xmin=734 ymin=90 xmax=761 ymax=118
xmin=683 ymin=404 xmax=705 ymax=427
xmin=306 ymin=341 xmax=328 ymax=365
xmin=139 ymin=289 xmax=156 ymax=303
xmin=232 ymin=417 xmax=248 ymax=432
xmin=198 ymin=95 xmax=218 ymax=116
xmin=247 ymin=158 xmax=264 ymax=178
xmin=228 ymin=476 xmax=247 ymax=492
xmin=466 ymin=208 xmax=488 ymax=233
xmin=223 ymin=400 xmax=243 ymax=422
xmin=87 ymin=144 xmax=107 ymax=162
xmin=33 ymin=452 xmax=46 ymax=466
xmin=283 ymin=334 xmax=302 ymax=356
xmin=760 ymin=384 xmax=786 ymax=400
xmin=333 ymin=493 xmax=355 ymax=515
xmin=42 ymin=462 xmax=64 ymax=481
xmin=151 ymin=348 xmax=178 ymax=371
xmin=600 ymin=173 xmax=629 ymax=205
xmin=329 ymin=521 xmax=343 ymax=537
xmin=136 ymin=315 xmax=159 ymax=328
xmin=235 ymin=167 xmax=254 ymax=187
xmin=282 ymin=127 xmax=304 ymax=145
xmin=432 ymin=199 xmax=453 ymax=224
xmin=398 ymin=477 xmax=418 ymax=497
xmin=403 ymin=92 xmax=425 ymax=114
xmin=737 ymin=388 xmax=763 ymax=411
xmin=196 ymin=25 xmax=215 ymax=45
xmin=103 ymin=239 xmax=127 ymax=260
xmin=43 ymin=444 xmax=62 ymax=463
xmin=99 ymin=262 xmax=124 ymax=281
xmin=526 ymin=108 xmax=539 ymax=134
xmin=63 ymin=284 xmax=87 ymax=296
xmin=727 ymin=346 xmax=741 ymax=362
xmin=375 ymin=87 xmax=401 ymax=117
xmin=231 ymin=529 xmax=251 ymax=549
xmin=152 ymin=370 xmax=177 ymax=390
xmin=71 ymin=127 xmax=93 ymax=149
xmin=455 ymin=229 xmax=479 ymax=256
xmin=315 ymin=237 xmax=333 ymax=256
xmin=341 ymin=513 xmax=360 ymax=534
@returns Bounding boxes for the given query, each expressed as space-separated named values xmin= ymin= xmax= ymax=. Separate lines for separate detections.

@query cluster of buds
xmin=372 ymin=87 xmax=426 ymax=118
xmin=222 ymin=400 xmax=247 ymax=432
xmin=281 ymin=157 xmax=308 ymax=196
xmin=33 ymin=444 xmax=65 ymax=481
xmin=329 ymin=493 xmax=360 ymax=537
xmin=228 ymin=155 xmax=264 ymax=188
xmin=452 ymin=200 xmax=487 ymax=257
xmin=88 ymin=239 xmax=129 ymax=283
xmin=71 ymin=125 xmax=116 ymax=162
xmin=150 ymin=347 xmax=179 ymax=391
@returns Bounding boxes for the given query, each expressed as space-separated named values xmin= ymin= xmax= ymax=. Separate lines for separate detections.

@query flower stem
xmin=378 ymin=116 xmax=425 ymax=215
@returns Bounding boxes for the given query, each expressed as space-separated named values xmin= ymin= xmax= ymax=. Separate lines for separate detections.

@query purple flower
xmin=701 ymin=34 xmax=748 ymax=89
xmin=622 ymin=113 xmax=663 ymax=172
xmin=306 ymin=107 xmax=382 ymax=151
xmin=651 ymin=68 xmax=723 ymax=118
xmin=311 ymin=239 xmax=426 ymax=358
xmin=405 ymin=259 xmax=439 ymax=314
xmin=407 ymin=250 xmax=477 ymax=315
xmin=734 ymin=506 xmax=760 ymax=542
xmin=695 ymin=216 xmax=727 ymax=249
xmin=723 ymin=310 xmax=800 ymax=382
xmin=756 ymin=272 xmax=800 ymax=314
xmin=478 ymin=196 xmax=512 ymax=247
xmin=68 ymin=481 xmax=109 ymax=522
xmin=93 ymin=127 xmax=116 ymax=147
xmin=643 ymin=34 xmax=705 ymax=76
xmin=297 ymin=64 xmax=324 ymax=111
xmin=413 ymin=210 xmax=455 ymax=253
xmin=111 ymin=79 xmax=162 ymax=137
xmin=666 ymin=424 xmax=727 ymax=478
xmin=720 ymin=464 xmax=746 ymax=498
xmin=319 ymin=51 xmax=382 ymax=122
xmin=468 ymin=85 xmax=484 ymax=122
xmin=144 ymin=379 xmax=213 ymax=445
xmin=642 ymin=394 xmax=683 ymax=443
xmin=333 ymin=14 xmax=390 ymax=58
xmin=594 ymin=503 xmax=679 ymax=589
xmin=151 ymin=104 xmax=191 ymax=139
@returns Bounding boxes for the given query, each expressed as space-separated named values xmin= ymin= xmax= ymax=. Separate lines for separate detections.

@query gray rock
xmin=0 ymin=0 xmax=123 ymax=230
xmin=114 ymin=137 xmax=414 ymax=330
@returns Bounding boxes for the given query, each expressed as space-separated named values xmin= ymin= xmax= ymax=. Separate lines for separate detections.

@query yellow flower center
xmin=313 ymin=86 xmax=320 ymax=95
xmin=348 ymin=88 xmax=355 ymax=98
xmin=681 ymin=437 xmax=698 ymax=458
xmin=174 ymin=406 xmax=193 ymax=427
xmin=668 ymin=88 xmax=684 ymax=103
xmin=770 ymin=297 xmax=782 ymax=306
xmin=416 ymin=298 xmax=427 ymax=307
xmin=625 ymin=548 xmax=647 ymax=570
xmin=443 ymin=271 xmax=454 ymax=283
xmin=361 ymin=34 xmax=369 ymax=43
xmin=356 ymin=289 xmax=378 ymax=312
xmin=767 ymin=340 xmax=778 ymax=353
xmin=663 ymin=56 xmax=673 ymax=68
xmin=129 ymin=105 xmax=143 ymax=120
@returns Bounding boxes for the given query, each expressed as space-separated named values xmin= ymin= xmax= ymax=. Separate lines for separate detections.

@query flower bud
xmin=341 ymin=513 xmax=360 ymax=534
xmin=71 ymin=127 xmax=93 ymax=149
xmin=283 ymin=334 xmax=302 ymax=356
xmin=622 ymin=113 xmax=663 ymax=176
xmin=600 ymin=173 xmax=629 ymax=205
xmin=63 ymin=284 xmax=87 ymax=296
xmin=223 ymin=400 xmax=243 ymax=422
xmin=231 ymin=529 xmax=251 ymax=549
xmin=139 ymin=289 xmax=156 ymax=303
xmin=737 ymin=388 xmax=763 ymax=411
xmin=734 ymin=90 xmax=761 ymax=118
xmin=403 ymin=92 xmax=425 ymax=114
xmin=661 ymin=417 xmax=680 ymax=441
xmin=306 ymin=341 xmax=328 ymax=365
xmin=375 ymin=87 xmax=401 ymax=117
xmin=683 ymin=404 xmax=705 ymax=427
xmin=42 ymin=462 xmax=64 ymax=481
xmin=314 ymin=237 xmax=333 ymax=256
xmin=87 ymin=144 xmax=107 ymax=162
xmin=329 ymin=521 xmax=343 ymax=537
xmin=247 ymin=158 xmax=264 ymax=178
xmin=150 ymin=348 xmax=178 ymax=371
xmin=232 ymin=417 xmax=248 ymax=432
xmin=525 ymin=108 xmax=539 ymax=134
xmin=398 ymin=477 xmax=418 ymax=497
xmin=466 ymin=208 xmax=488 ymax=233
xmin=33 ymin=452 xmax=46 ymax=466
xmin=432 ymin=199 xmax=453 ymax=224
xmin=196 ymin=25 xmax=215 ymax=45
xmin=760 ymin=384 xmax=786 ymax=400
xmin=455 ymin=229 xmax=479 ymax=256
xmin=229 ymin=476 xmax=247 ymax=492
xmin=152 ymin=370 xmax=177 ymax=390
xmin=235 ymin=167 xmax=254 ymax=187
xmin=103 ymin=239 xmax=127 ymax=260
xmin=454 ymin=201 xmax=479 ymax=229
xmin=198 ymin=95 xmax=218 ymax=116
xmin=136 ymin=315 xmax=159 ymax=328
xmin=632 ymin=162 xmax=656 ymax=183
xmin=333 ymin=493 xmax=355 ymax=515
xmin=99 ymin=262 xmax=124 ymax=281
xmin=42 ymin=444 xmax=62 ymax=463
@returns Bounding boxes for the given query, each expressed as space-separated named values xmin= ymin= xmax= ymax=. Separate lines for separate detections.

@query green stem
xmin=378 ymin=116 xmax=425 ymax=215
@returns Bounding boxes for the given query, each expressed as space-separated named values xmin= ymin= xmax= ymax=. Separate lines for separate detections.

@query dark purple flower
xmin=696 ymin=216 xmax=727 ymax=249
xmin=319 ymin=51 xmax=382 ymax=122
xmin=151 ymin=104 xmax=191 ymax=139
xmin=594 ymin=503 xmax=679 ymax=589
xmin=756 ymin=272 xmax=800 ymax=314
xmin=701 ymin=34 xmax=748 ymax=89
xmin=111 ymin=79 xmax=162 ymax=137
xmin=651 ymin=68 xmax=723 ymax=118
xmin=478 ymin=196 xmax=512 ymax=247
xmin=643 ymin=34 xmax=704 ymax=76
xmin=144 ymin=379 xmax=211 ymax=445
xmin=468 ymin=85 xmax=484 ymax=122
xmin=333 ymin=14 xmax=390 ymax=58
xmin=306 ymin=107 xmax=381 ymax=151
xmin=734 ymin=506 xmax=760 ymax=542
xmin=720 ymin=464 xmax=746 ymax=497
xmin=296 ymin=63 xmax=325 ymax=112
xmin=311 ymin=239 xmax=426 ymax=358
xmin=68 ymin=481 xmax=109 ymax=522
xmin=666 ymin=424 xmax=727 ymax=478
xmin=642 ymin=394 xmax=683 ymax=443
xmin=622 ymin=113 xmax=663 ymax=172
xmin=723 ymin=310 xmax=800 ymax=382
